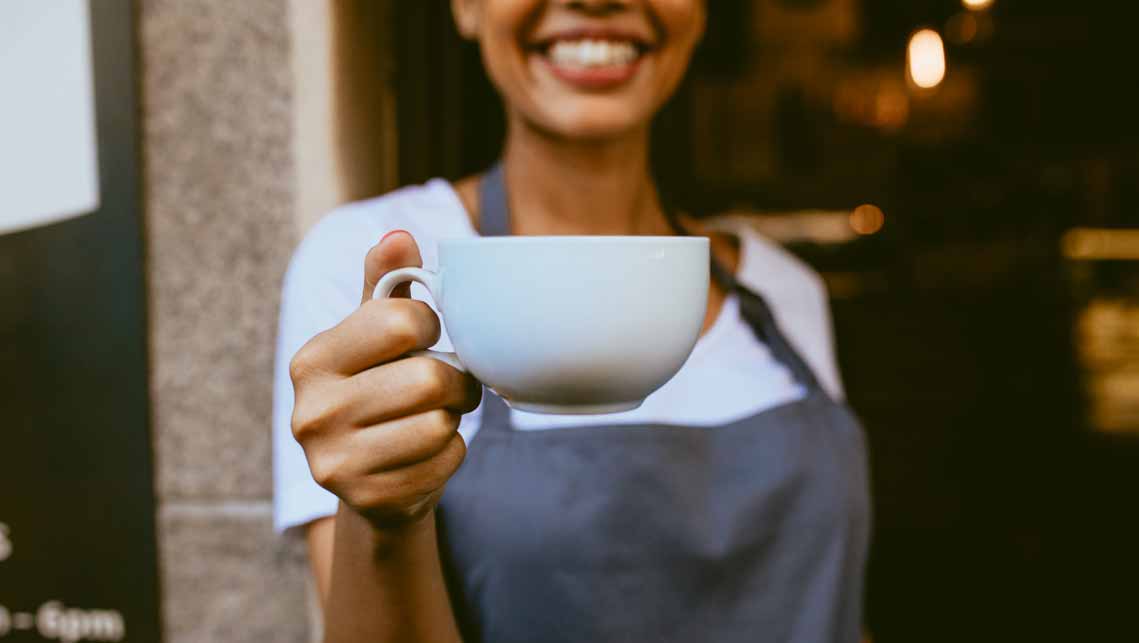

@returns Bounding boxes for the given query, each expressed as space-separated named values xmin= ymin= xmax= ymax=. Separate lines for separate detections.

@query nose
xmin=559 ymin=0 xmax=633 ymax=15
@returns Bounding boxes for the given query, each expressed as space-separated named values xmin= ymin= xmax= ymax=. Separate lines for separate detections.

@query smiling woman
xmin=273 ymin=2 xmax=869 ymax=642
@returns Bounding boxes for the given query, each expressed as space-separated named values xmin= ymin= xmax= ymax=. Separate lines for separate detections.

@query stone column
xmin=140 ymin=0 xmax=308 ymax=640
xmin=141 ymin=0 xmax=399 ymax=640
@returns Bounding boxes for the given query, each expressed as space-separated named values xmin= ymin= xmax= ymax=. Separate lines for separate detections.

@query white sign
xmin=0 ymin=0 xmax=100 ymax=236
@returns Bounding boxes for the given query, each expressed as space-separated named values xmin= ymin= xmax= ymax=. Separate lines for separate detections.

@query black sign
xmin=0 ymin=2 xmax=160 ymax=642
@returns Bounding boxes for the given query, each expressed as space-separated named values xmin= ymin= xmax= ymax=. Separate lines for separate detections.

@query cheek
xmin=480 ymin=0 xmax=538 ymax=52
xmin=652 ymin=0 xmax=706 ymax=52
xmin=477 ymin=2 xmax=538 ymax=94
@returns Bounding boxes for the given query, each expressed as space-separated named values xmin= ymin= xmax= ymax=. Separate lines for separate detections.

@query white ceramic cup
xmin=374 ymin=236 xmax=709 ymax=414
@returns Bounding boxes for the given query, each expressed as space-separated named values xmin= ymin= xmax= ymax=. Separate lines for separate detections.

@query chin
xmin=536 ymin=101 xmax=654 ymax=142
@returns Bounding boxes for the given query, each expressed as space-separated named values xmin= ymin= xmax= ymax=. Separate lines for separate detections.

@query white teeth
xmin=548 ymin=39 xmax=639 ymax=68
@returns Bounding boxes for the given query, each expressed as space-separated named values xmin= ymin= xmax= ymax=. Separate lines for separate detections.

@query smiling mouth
xmin=534 ymin=36 xmax=650 ymax=87
xmin=546 ymin=39 xmax=643 ymax=68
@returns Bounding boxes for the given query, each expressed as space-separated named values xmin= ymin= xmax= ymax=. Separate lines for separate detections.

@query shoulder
xmin=290 ymin=179 xmax=470 ymax=272
xmin=706 ymin=214 xmax=845 ymax=398
xmin=284 ymin=179 xmax=474 ymax=303
xmin=279 ymin=179 xmax=473 ymax=329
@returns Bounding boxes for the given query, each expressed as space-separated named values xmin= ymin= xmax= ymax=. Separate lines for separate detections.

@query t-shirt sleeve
xmin=272 ymin=212 xmax=373 ymax=534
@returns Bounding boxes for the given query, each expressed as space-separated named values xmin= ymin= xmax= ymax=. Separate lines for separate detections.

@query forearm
xmin=323 ymin=502 xmax=462 ymax=643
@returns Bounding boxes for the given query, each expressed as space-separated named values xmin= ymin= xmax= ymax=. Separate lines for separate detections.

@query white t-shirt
xmin=273 ymin=179 xmax=843 ymax=533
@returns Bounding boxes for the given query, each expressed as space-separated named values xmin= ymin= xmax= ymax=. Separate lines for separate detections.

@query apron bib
xmin=435 ymin=164 xmax=871 ymax=642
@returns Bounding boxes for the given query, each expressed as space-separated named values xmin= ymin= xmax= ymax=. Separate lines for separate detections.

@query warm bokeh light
xmin=947 ymin=12 xmax=978 ymax=44
xmin=873 ymin=88 xmax=910 ymax=131
xmin=850 ymin=205 xmax=886 ymax=235
xmin=948 ymin=10 xmax=995 ymax=45
xmin=908 ymin=29 xmax=947 ymax=89
xmin=962 ymin=0 xmax=994 ymax=10
xmin=1062 ymin=228 xmax=1139 ymax=260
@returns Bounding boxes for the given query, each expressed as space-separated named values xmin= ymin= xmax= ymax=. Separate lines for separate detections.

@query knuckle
xmin=379 ymin=301 xmax=422 ymax=345
xmin=290 ymin=397 xmax=340 ymax=442
xmin=435 ymin=407 xmax=462 ymax=430
xmin=423 ymin=409 xmax=460 ymax=447
xmin=370 ymin=299 xmax=439 ymax=352
xmin=309 ymin=455 xmax=343 ymax=491
xmin=411 ymin=358 xmax=452 ymax=405
xmin=288 ymin=343 xmax=320 ymax=383
xmin=291 ymin=409 xmax=318 ymax=442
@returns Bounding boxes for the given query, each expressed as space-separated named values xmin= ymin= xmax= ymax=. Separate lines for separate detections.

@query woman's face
xmin=453 ymin=0 xmax=706 ymax=141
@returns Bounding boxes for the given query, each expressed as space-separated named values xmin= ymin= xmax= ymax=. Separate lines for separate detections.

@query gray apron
xmin=435 ymin=164 xmax=871 ymax=642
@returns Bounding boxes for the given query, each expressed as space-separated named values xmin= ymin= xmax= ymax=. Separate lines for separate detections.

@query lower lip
xmin=538 ymin=55 xmax=643 ymax=90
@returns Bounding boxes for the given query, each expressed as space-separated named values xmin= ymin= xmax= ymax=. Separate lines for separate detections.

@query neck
xmin=500 ymin=115 xmax=671 ymax=236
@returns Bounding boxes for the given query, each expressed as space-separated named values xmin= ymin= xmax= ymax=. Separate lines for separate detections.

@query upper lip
xmin=531 ymin=27 xmax=655 ymax=52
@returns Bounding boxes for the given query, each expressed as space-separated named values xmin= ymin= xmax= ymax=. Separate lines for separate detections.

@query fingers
xmin=339 ymin=356 xmax=483 ymax=426
xmin=296 ymin=297 xmax=443 ymax=378
xmin=355 ymin=409 xmax=463 ymax=469
xmin=291 ymin=230 xmax=479 ymax=528
xmin=361 ymin=230 xmax=422 ymax=304
xmin=371 ymin=433 xmax=467 ymax=496
xmin=292 ymin=231 xmax=441 ymax=380
xmin=353 ymin=434 xmax=468 ymax=525
xmin=305 ymin=409 xmax=463 ymax=482
xmin=306 ymin=416 xmax=468 ymax=520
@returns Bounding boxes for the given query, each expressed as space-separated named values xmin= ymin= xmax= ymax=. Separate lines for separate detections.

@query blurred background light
xmin=946 ymin=12 xmax=978 ymax=44
xmin=850 ymin=204 xmax=886 ymax=235
xmin=947 ymin=9 xmax=995 ymax=45
xmin=1062 ymin=227 xmax=1139 ymax=260
xmin=907 ymin=29 xmax=947 ymax=89
xmin=962 ymin=0 xmax=995 ymax=11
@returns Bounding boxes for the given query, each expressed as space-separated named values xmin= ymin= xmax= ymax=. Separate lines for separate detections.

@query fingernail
xmin=380 ymin=229 xmax=409 ymax=243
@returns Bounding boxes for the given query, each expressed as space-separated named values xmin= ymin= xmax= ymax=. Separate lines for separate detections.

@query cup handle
xmin=373 ymin=267 xmax=466 ymax=372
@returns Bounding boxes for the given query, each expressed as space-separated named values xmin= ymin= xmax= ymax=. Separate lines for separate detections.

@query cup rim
xmin=440 ymin=235 xmax=709 ymax=246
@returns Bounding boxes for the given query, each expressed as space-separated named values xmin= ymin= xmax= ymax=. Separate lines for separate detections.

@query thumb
xmin=360 ymin=230 xmax=424 ymax=305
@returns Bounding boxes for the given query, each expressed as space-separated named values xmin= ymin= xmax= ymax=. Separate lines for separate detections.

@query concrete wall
xmin=140 ymin=1 xmax=397 ymax=639
xmin=140 ymin=0 xmax=308 ymax=639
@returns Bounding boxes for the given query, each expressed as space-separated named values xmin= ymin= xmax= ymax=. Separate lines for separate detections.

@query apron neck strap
xmin=479 ymin=162 xmax=511 ymax=237
xmin=657 ymin=190 xmax=822 ymax=392
xmin=735 ymin=288 xmax=821 ymax=391
xmin=476 ymin=161 xmax=823 ymax=400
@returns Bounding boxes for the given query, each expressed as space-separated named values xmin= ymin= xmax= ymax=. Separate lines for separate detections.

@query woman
xmin=273 ymin=1 xmax=870 ymax=641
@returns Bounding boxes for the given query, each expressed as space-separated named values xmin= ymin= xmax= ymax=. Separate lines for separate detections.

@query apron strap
xmin=479 ymin=162 xmax=511 ymax=237
xmin=660 ymin=209 xmax=823 ymax=392
xmin=734 ymin=288 xmax=821 ymax=391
